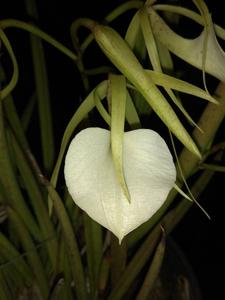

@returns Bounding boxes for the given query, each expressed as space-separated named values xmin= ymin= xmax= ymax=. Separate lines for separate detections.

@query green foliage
xmin=0 ymin=0 xmax=225 ymax=299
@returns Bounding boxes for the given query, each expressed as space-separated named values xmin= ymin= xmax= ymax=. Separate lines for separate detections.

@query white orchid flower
xmin=148 ymin=7 xmax=225 ymax=82
xmin=64 ymin=127 xmax=176 ymax=243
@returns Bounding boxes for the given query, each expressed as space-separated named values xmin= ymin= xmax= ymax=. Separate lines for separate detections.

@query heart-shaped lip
xmin=64 ymin=127 xmax=176 ymax=242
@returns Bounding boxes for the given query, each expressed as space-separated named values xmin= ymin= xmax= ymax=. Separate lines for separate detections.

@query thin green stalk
xmin=9 ymin=129 xmax=58 ymax=271
xmin=46 ymin=183 xmax=87 ymax=300
xmin=63 ymin=189 xmax=80 ymax=232
xmin=83 ymin=213 xmax=103 ymax=299
xmin=58 ymin=237 xmax=73 ymax=300
xmin=106 ymin=1 xmax=143 ymax=22
xmin=30 ymin=20 xmax=55 ymax=173
xmin=70 ymin=19 xmax=93 ymax=92
xmin=70 ymin=31 xmax=89 ymax=92
xmin=50 ymin=80 xmax=107 ymax=190
xmin=25 ymin=0 xmax=55 ymax=173
xmin=7 ymin=207 xmax=49 ymax=300
xmin=135 ymin=234 xmax=166 ymax=300
xmin=110 ymin=74 xmax=130 ymax=204
xmin=98 ymin=255 xmax=110 ymax=295
xmin=0 ymin=19 xmax=77 ymax=61
xmin=70 ymin=1 xmax=143 ymax=91
xmin=125 ymin=91 xmax=141 ymax=129
xmin=0 ymin=100 xmax=41 ymax=240
xmin=0 ymin=64 xmax=29 ymax=150
xmin=0 ymin=29 xmax=19 ymax=100
xmin=94 ymin=85 xmax=111 ymax=126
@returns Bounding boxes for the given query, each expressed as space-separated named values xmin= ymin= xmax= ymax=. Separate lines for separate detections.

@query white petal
xmin=64 ymin=128 xmax=176 ymax=242
xmin=149 ymin=8 xmax=225 ymax=82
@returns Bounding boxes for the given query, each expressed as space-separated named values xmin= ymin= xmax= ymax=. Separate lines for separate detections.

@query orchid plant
xmin=0 ymin=0 xmax=225 ymax=299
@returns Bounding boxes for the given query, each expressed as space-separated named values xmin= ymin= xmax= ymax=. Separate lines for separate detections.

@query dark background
xmin=1 ymin=1 xmax=224 ymax=299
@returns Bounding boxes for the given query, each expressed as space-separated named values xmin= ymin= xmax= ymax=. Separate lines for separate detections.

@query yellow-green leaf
xmin=155 ymin=38 xmax=174 ymax=74
xmin=93 ymin=24 xmax=201 ymax=157
xmin=109 ymin=74 xmax=130 ymax=202
xmin=145 ymin=70 xmax=217 ymax=103
xmin=125 ymin=91 xmax=141 ymax=129
xmin=125 ymin=10 xmax=146 ymax=60
xmin=94 ymin=87 xmax=111 ymax=126
xmin=140 ymin=6 xmax=161 ymax=71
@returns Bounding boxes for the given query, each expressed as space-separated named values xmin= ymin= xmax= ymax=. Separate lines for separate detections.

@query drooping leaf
xmin=125 ymin=10 xmax=146 ymax=60
xmin=94 ymin=87 xmax=111 ymax=126
xmin=145 ymin=70 xmax=217 ymax=103
xmin=93 ymin=23 xmax=201 ymax=157
xmin=125 ymin=91 xmax=141 ymax=129
xmin=140 ymin=6 xmax=161 ymax=71
xmin=109 ymin=74 xmax=130 ymax=202
xmin=50 ymin=81 xmax=108 ymax=189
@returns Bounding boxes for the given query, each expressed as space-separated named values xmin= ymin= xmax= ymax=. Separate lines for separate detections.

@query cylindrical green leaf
xmin=0 ymin=100 xmax=41 ymax=240
xmin=9 ymin=130 xmax=57 ymax=271
xmin=110 ymin=74 xmax=131 ymax=202
xmin=93 ymin=24 xmax=201 ymax=158
xmin=51 ymin=81 xmax=108 ymax=190
xmin=83 ymin=213 xmax=103 ymax=298
xmin=125 ymin=91 xmax=141 ymax=129
xmin=135 ymin=234 xmax=166 ymax=300
xmin=47 ymin=184 xmax=87 ymax=300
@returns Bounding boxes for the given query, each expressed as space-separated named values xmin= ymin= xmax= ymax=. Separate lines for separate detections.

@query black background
xmin=1 ymin=1 xmax=224 ymax=299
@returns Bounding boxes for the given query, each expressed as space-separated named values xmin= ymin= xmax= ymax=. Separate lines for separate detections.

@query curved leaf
xmin=0 ymin=29 xmax=19 ymax=100
xmin=109 ymin=74 xmax=130 ymax=202
xmin=50 ymin=81 xmax=108 ymax=189
xmin=93 ymin=24 xmax=201 ymax=157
